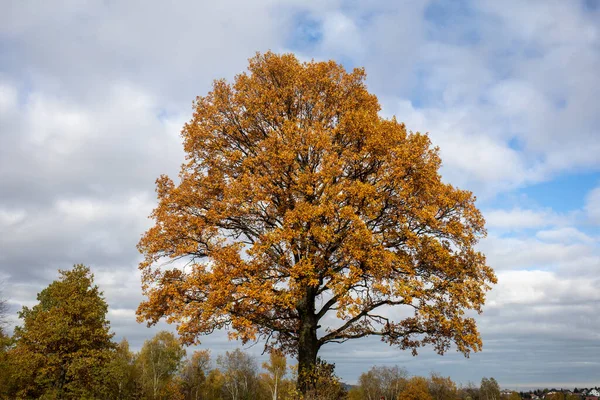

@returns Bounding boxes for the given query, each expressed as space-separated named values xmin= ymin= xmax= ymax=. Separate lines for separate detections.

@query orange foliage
xmin=399 ymin=376 xmax=433 ymax=400
xmin=137 ymin=52 xmax=496 ymax=378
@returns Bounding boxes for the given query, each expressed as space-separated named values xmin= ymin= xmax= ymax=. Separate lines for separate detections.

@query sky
xmin=0 ymin=0 xmax=599 ymax=390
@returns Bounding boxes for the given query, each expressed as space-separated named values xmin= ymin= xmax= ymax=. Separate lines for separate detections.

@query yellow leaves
xmin=289 ymin=258 xmax=320 ymax=288
xmin=137 ymin=51 xmax=496 ymax=362
xmin=399 ymin=376 xmax=433 ymax=400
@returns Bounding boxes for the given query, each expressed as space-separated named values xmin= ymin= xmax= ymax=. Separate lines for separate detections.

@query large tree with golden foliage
xmin=137 ymin=52 xmax=496 ymax=393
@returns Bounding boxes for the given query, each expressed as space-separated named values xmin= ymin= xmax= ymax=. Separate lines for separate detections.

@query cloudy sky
xmin=1 ymin=0 xmax=599 ymax=390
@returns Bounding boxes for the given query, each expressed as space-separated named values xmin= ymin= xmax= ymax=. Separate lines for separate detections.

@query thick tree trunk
xmin=297 ymin=288 xmax=320 ymax=395
xmin=297 ymin=320 xmax=319 ymax=394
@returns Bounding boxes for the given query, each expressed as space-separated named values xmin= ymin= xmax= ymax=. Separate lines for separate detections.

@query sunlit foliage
xmin=136 ymin=51 xmax=493 ymax=393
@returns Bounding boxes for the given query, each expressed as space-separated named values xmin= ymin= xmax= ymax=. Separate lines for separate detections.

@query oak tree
xmin=137 ymin=51 xmax=496 ymax=393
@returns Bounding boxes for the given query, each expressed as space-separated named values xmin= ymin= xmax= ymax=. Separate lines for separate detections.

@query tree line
xmin=1 ymin=264 xmax=514 ymax=400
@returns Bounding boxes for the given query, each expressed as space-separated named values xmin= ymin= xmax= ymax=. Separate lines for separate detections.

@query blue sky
xmin=1 ymin=0 xmax=599 ymax=390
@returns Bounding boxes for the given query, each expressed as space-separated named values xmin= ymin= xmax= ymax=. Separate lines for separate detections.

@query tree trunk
xmin=297 ymin=289 xmax=319 ymax=395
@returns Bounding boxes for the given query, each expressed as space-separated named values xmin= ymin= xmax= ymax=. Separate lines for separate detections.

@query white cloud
xmin=0 ymin=208 xmax=27 ymax=228
xmin=480 ymin=234 xmax=595 ymax=271
xmin=25 ymin=93 xmax=93 ymax=155
xmin=536 ymin=227 xmax=595 ymax=244
xmin=320 ymin=12 xmax=365 ymax=57
xmin=485 ymin=208 xmax=566 ymax=230
xmin=387 ymin=100 xmax=533 ymax=195
xmin=108 ymin=308 xmax=136 ymax=319
xmin=487 ymin=269 xmax=600 ymax=308
xmin=585 ymin=186 xmax=600 ymax=224
xmin=0 ymin=82 xmax=18 ymax=114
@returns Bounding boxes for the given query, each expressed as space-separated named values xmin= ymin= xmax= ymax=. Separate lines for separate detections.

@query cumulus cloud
xmin=585 ymin=186 xmax=600 ymax=224
xmin=484 ymin=208 xmax=568 ymax=230
xmin=385 ymin=100 xmax=534 ymax=195
xmin=536 ymin=227 xmax=596 ymax=244
xmin=480 ymin=234 xmax=593 ymax=271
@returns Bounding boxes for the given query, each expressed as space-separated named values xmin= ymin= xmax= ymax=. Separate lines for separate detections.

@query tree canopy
xmin=428 ymin=373 xmax=457 ymax=400
xmin=137 ymin=330 xmax=186 ymax=399
xmin=399 ymin=376 xmax=433 ymax=400
xmin=0 ymin=289 xmax=7 ymax=330
xmin=105 ymin=338 xmax=140 ymax=400
xmin=217 ymin=348 xmax=261 ymax=400
xmin=480 ymin=377 xmax=500 ymax=400
xmin=137 ymin=51 xmax=496 ymax=392
xmin=261 ymin=349 xmax=288 ymax=400
xmin=355 ymin=365 xmax=407 ymax=400
xmin=9 ymin=264 xmax=115 ymax=398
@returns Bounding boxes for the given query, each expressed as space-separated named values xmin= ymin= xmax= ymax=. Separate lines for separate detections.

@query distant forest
xmin=0 ymin=264 xmax=580 ymax=400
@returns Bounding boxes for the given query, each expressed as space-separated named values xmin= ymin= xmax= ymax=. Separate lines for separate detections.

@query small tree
xmin=105 ymin=338 xmax=141 ymax=399
xmin=399 ymin=376 xmax=433 ymax=400
xmin=137 ymin=330 xmax=186 ymax=399
xmin=181 ymin=349 xmax=211 ymax=400
xmin=480 ymin=377 xmax=500 ymax=400
xmin=300 ymin=357 xmax=346 ymax=400
xmin=355 ymin=365 xmax=408 ymax=400
xmin=8 ymin=264 xmax=115 ymax=398
xmin=429 ymin=372 xmax=457 ymax=400
xmin=261 ymin=349 xmax=287 ymax=400
xmin=459 ymin=382 xmax=480 ymax=400
xmin=204 ymin=368 xmax=226 ymax=399
xmin=217 ymin=349 xmax=260 ymax=400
